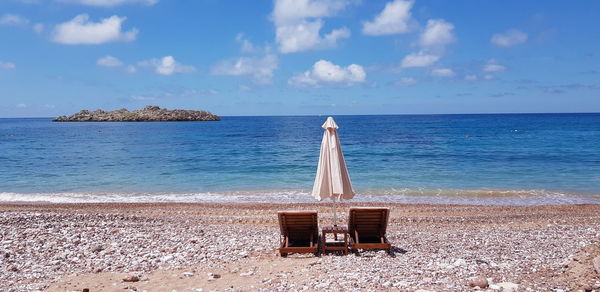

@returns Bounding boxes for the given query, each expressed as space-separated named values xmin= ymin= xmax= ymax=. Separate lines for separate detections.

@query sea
xmin=1 ymin=114 xmax=599 ymax=205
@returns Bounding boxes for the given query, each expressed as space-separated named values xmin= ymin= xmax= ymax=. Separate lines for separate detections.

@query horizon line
xmin=2 ymin=111 xmax=600 ymax=119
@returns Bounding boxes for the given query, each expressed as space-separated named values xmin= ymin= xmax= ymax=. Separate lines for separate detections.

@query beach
xmin=1 ymin=202 xmax=599 ymax=291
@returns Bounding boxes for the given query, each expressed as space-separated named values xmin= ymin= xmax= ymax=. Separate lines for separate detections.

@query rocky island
xmin=53 ymin=105 xmax=220 ymax=122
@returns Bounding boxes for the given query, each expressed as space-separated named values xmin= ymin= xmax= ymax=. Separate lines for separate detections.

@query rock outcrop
xmin=53 ymin=105 xmax=220 ymax=122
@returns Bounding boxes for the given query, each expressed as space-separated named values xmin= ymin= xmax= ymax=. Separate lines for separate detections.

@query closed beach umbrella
xmin=312 ymin=117 xmax=355 ymax=225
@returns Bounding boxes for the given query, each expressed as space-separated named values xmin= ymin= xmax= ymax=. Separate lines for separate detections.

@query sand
xmin=1 ymin=202 xmax=599 ymax=291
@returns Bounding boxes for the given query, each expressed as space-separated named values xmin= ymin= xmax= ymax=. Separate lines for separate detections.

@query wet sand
xmin=1 ymin=202 xmax=599 ymax=291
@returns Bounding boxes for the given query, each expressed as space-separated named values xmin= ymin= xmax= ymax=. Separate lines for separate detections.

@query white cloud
xmin=491 ymin=29 xmax=527 ymax=47
xmin=288 ymin=59 xmax=366 ymax=87
xmin=131 ymin=88 xmax=217 ymax=101
xmin=431 ymin=68 xmax=455 ymax=77
xmin=139 ymin=56 xmax=196 ymax=76
xmin=32 ymin=23 xmax=44 ymax=33
xmin=483 ymin=74 xmax=494 ymax=80
xmin=0 ymin=61 xmax=16 ymax=69
xmin=0 ymin=14 xmax=44 ymax=34
xmin=272 ymin=0 xmax=351 ymax=53
xmin=211 ymin=55 xmax=278 ymax=85
xmin=272 ymin=0 xmax=348 ymax=24
xmin=57 ymin=0 xmax=158 ymax=7
xmin=465 ymin=75 xmax=477 ymax=81
xmin=483 ymin=59 xmax=506 ymax=72
xmin=236 ymin=33 xmax=258 ymax=53
xmin=276 ymin=20 xmax=350 ymax=53
xmin=16 ymin=103 xmax=27 ymax=108
xmin=322 ymin=26 xmax=350 ymax=46
xmin=97 ymin=56 xmax=137 ymax=73
xmin=131 ymin=95 xmax=157 ymax=101
xmin=397 ymin=18 xmax=454 ymax=72
xmin=362 ymin=0 xmax=414 ymax=36
xmin=235 ymin=33 xmax=272 ymax=54
xmin=401 ymin=51 xmax=440 ymax=68
xmin=395 ymin=77 xmax=417 ymax=86
xmin=97 ymin=55 xmax=123 ymax=67
xmin=125 ymin=65 xmax=136 ymax=73
xmin=52 ymin=14 xmax=138 ymax=45
xmin=419 ymin=19 xmax=455 ymax=48
xmin=239 ymin=85 xmax=253 ymax=92
xmin=0 ymin=14 xmax=30 ymax=26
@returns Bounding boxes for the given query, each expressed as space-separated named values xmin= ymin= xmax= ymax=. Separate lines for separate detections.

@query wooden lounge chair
xmin=348 ymin=207 xmax=391 ymax=252
xmin=278 ymin=211 xmax=319 ymax=257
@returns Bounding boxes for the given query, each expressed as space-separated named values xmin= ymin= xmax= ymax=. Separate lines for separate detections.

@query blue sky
xmin=0 ymin=0 xmax=599 ymax=117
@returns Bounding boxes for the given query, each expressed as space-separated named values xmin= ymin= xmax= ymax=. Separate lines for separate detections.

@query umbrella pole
xmin=333 ymin=197 xmax=337 ymax=227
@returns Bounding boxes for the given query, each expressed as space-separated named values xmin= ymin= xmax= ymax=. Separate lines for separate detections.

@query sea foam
xmin=1 ymin=188 xmax=599 ymax=206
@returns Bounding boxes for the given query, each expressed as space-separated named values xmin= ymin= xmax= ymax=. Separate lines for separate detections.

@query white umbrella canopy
xmin=312 ymin=117 xmax=355 ymax=225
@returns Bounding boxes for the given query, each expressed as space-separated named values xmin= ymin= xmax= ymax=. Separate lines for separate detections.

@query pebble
xmin=468 ymin=276 xmax=488 ymax=288
xmin=240 ymin=271 xmax=255 ymax=277
xmin=593 ymin=256 xmax=600 ymax=274
xmin=6 ymin=265 xmax=18 ymax=272
xmin=123 ymin=275 xmax=140 ymax=282
xmin=207 ymin=273 xmax=221 ymax=281
xmin=496 ymin=282 xmax=519 ymax=292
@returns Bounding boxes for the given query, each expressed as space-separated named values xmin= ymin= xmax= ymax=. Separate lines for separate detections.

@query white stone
xmin=496 ymin=282 xmax=519 ymax=292
xmin=240 ymin=271 xmax=254 ymax=277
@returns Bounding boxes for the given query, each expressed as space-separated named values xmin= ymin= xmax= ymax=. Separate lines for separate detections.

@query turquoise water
xmin=1 ymin=114 xmax=599 ymax=204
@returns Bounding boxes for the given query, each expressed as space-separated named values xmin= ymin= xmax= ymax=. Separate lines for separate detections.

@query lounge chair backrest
xmin=278 ymin=211 xmax=318 ymax=241
xmin=348 ymin=207 xmax=389 ymax=238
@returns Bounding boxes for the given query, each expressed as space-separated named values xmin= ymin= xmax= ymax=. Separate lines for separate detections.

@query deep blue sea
xmin=1 ymin=114 xmax=599 ymax=205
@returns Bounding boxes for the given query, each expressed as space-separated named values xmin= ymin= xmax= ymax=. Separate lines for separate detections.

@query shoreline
xmin=2 ymin=188 xmax=600 ymax=206
xmin=2 ymin=201 xmax=600 ymax=208
xmin=1 ymin=202 xmax=599 ymax=291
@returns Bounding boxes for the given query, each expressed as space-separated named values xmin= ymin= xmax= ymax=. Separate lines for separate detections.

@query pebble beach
xmin=1 ymin=202 xmax=599 ymax=291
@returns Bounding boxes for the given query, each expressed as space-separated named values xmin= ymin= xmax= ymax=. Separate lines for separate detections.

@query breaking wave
xmin=1 ymin=188 xmax=599 ymax=206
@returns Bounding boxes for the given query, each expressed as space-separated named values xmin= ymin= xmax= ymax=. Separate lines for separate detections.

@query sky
xmin=0 ymin=0 xmax=599 ymax=117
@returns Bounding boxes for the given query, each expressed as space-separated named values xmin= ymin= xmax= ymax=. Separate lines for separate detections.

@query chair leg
xmin=321 ymin=233 xmax=325 ymax=256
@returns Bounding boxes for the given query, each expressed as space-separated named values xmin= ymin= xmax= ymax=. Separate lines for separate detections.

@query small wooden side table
xmin=321 ymin=226 xmax=349 ymax=255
